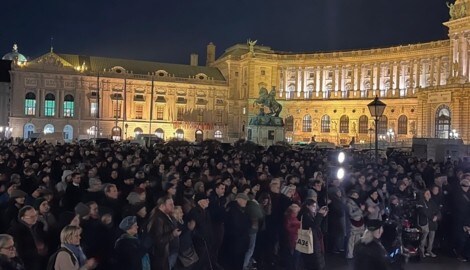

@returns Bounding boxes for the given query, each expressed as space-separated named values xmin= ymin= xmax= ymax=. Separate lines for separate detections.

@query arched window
xmin=88 ymin=126 xmax=98 ymax=136
xmin=134 ymin=127 xmax=143 ymax=137
xmin=43 ymin=124 xmax=54 ymax=134
xmin=155 ymin=128 xmax=164 ymax=139
xmin=24 ymin=92 xmax=36 ymax=116
xmin=378 ymin=115 xmax=388 ymax=134
xmin=340 ymin=115 xmax=349 ymax=133
xmin=44 ymin=93 xmax=55 ymax=117
xmin=63 ymin=125 xmax=73 ymax=141
xmin=321 ymin=115 xmax=330 ymax=133
xmin=63 ymin=94 xmax=74 ymax=117
xmin=111 ymin=126 xmax=121 ymax=141
xmin=23 ymin=123 xmax=35 ymax=138
xmin=175 ymin=129 xmax=184 ymax=140
xmin=398 ymin=115 xmax=408 ymax=135
xmin=214 ymin=130 xmax=223 ymax=139
xmin=358 ymin=115 xmax=369 ymax=134
xmin=285 ymin=116 xmax=294 ymax=132
xmin=435 ymin=105 xmax=451 ymax=139
xmin=302 ymin=114 xmax=312 ymax=132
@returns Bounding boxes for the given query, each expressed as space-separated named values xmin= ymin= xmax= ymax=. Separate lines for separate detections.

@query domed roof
xmin=2 ymin=44 xmax=27 ymax=63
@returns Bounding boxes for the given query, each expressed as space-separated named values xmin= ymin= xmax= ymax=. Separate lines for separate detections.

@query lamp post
xmin=124 ymin=123 xmax=129 ymax=140
xmin=368 ymin=127 xmax=374 ymax=150
xmin=367 ymin=96 xmax=386 ymax=165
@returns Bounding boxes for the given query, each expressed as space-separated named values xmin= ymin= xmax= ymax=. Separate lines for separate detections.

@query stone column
xmin=436 ymin=57 xmax=442 ymax=86
xmin=319 ymin=67 xmax=324 ymax=95
xmin=299 ymin=67 xmax=304 ymax=98
xmin=430 ymin=58 xmax=436 ymax=86
xmin=376 ymin=63 xmax=381 ymax=91
xmin=357 ymin=65 xmax=362 ymax=91
xmin=409 ymin=60 xmax=415 ymax=90
xmin=395 ymin=62 xmax=400 ymax=90
xmin=338 ymin=66 xmax=343 ymax=96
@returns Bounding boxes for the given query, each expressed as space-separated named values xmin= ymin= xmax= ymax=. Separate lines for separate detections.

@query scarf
xmin=63 ymin=244 xmax=87 ymax=267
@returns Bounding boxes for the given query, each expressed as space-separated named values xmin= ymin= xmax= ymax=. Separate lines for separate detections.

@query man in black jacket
xmin=353 ymin=220 xmax=389 ymax=270
xmin=188 ymin=193 xmax=213 ymax=270
xmin=147 ymin=196 xmax=180 ymax=270
xmin=223 ymin=193 xmax=251 ymax=270
xmin=208 ymin=182 xmax=226 ymax=265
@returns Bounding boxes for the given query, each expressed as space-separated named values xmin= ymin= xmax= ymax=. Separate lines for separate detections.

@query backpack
xmin=46 ymin=247 xmax=76 ymax=270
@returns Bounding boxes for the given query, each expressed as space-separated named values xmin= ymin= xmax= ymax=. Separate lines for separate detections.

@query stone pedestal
xmin=247 ymin=124 xmax=285 ymax=147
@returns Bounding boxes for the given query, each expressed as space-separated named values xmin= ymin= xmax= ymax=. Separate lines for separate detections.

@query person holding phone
xmin=298 ymin=199 xmax=328 ymax=270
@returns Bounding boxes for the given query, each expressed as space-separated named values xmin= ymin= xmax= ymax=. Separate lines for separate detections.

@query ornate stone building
xmin=5 ymin=0 xmax=470 ymax=144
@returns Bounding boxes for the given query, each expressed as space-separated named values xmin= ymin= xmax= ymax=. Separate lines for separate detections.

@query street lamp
xmin=387 ymin=128 xmax=395 ymax=144
xmin=367 ymin=96 xmax=386 ymax=164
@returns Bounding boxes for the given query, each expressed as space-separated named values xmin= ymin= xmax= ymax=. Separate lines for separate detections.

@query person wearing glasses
xmin=7 ymin=205 xmax=47 ymax=270
xmin=0 ymin=234 xmax=24 ymax=270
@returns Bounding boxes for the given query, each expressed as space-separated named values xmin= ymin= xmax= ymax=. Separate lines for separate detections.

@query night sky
xmin=1 ymin=0 xmax=451 ymax=65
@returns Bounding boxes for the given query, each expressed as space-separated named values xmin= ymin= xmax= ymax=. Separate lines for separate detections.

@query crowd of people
xmin=0 ymin=138 xmax=468 ymax=270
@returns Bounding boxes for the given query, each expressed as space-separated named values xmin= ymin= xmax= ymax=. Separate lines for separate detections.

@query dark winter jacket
xmin=353 ymin=238 xmax=389 ymax=270
xmin=114 ymin=233 xmax=148 ymax=270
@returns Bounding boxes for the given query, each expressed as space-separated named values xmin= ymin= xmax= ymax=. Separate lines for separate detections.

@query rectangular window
xmin=216 ymin=110 xmax=223 ymax=123
xmin=309 ymin=72 xmax=315 ymax=79
xmin=177 ymin=107 xmax=184 ymax=121
xmin=261 ymin=70 xmax=266 ymax=76
xmin=197 ymin=109 xmax=204 ymax=122
xmin=156 ymin=106 xmax=164 ymax=120
xmin=44 ymin=100 xmax=55 ymax=117
xmin=135 ymin=104 xmax=143 ymax=119
xmin=113 ymin=101 xmax=121 ymax=118
xmin=63 ymin=101 xmax=74 ymax=117
xmin=90 ymin=102 xmax=98 ymax=117
xmin=24 ymin=99 xmax=36 ymax=116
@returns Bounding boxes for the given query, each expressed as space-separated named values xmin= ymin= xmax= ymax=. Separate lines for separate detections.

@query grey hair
xmin=0 ymin=234 xmax=13 ymax=248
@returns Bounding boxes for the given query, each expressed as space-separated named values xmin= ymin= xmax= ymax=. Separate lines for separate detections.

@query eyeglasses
xmin=1 ymin=245 xmax=15 ymax=251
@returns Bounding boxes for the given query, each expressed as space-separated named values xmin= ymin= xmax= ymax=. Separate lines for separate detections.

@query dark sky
xmin=1 ymin=0 xmax=451 ymax=65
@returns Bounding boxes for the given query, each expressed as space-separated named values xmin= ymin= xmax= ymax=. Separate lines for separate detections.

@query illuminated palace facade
xmin=7 ymin=1 xmax=470 ymax=144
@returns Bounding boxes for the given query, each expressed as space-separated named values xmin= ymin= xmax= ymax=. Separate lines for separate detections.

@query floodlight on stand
xmin=336 ymin=167 xmax=345 ymax=181
xmin=338 ymin=151 xmax=345 ymax=164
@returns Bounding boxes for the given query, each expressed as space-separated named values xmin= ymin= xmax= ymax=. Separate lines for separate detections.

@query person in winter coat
xmin=114 ymin=216 xmax=150 ymax=270
xmin=327 ymin=187 xmax=345 ymax=253
xmin=223 ymin=193 xmax=251 ymax=270
xmin=243 ymin=193 xmax=264 ymax=270
xmin=146 ymin=196 xmax=180 ymax=270
xmin=353 ymin=220 xmax=389 ymax=270
xmin=345 ymin=190 xmax=365 ymax=259
xmin=7 ymin=206 xmax=48 ymax=270
xmin=283 ymin=204 xmax=301 ymax=270
xmin=53 ymin=225 xmax=97 ymax=270
xmin=416 ymin=189 xmax=440 ymax=258
xmin=298 ymin=199 xmax=328 ymax=270
xmin=0 ymin=234 xmax=25 ymax=270
xmin=365 ymin=190 xmax=383 ymax=221
xmin=187 ymin=193 xmax=213 ymax=270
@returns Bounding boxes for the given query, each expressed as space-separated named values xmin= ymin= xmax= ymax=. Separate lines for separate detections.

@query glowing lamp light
xmin=336 ymin=168 xmax=345 ymax=181
xmin=338 ymin=152 xmax=345 ymax=164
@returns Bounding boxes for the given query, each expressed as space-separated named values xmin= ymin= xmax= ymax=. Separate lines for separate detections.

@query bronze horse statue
xmin=253 ymin=87 xmax=282 ymax=117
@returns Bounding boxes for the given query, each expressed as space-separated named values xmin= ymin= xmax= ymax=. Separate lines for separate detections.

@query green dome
xmin=2 ymin=44 xmax=27 ymax=63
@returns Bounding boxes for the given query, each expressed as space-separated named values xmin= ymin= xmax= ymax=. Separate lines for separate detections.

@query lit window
xmin=113 ymin=101 xmax=122 ymax=118
xmin=156 ymin=106 xmax=164 ymax=120
xmin=90 ymin=102 xmax=98 ymax=117
xmin=340 ymin=115 xmax=349 ymax=134
xmin=197 ymin=109 xmax=204 ymax=122
xmin=24 ymin=92 xmax=36 ymax=116
xmin=398 ymin=115 xmax=408 ymax=135
xmin=155 ymin=128 xmax=164 ymax=139
xmin=43 ymin=124 xmax=54 ymax=134
xmin=175 ymin=129 xmax=184 ymax=140
xmin=285 ymin=116 xmax=294 ymax=132
xmin=63 ymin=95 xmax=74 ymax=117
xmin=44 ymin=93 xmax=55 ymax=117
xmin=359 ymin=115 xmax=369 ymax=134
xmin=135 ymin=104 xmax=143 ymax=119
xmin=216 ymin=110 xmax=223 ymax=123
xmin=321 ymin=115 xmax=330 ymax=133
xmin=214 ymin=130 xmax=223 ymax=139
xmin=302 ymin=115 xmax=312 ymax=132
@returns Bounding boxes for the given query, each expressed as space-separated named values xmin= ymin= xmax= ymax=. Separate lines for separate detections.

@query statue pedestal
xmin=247 ymin=116 xmax=284 ymax=147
